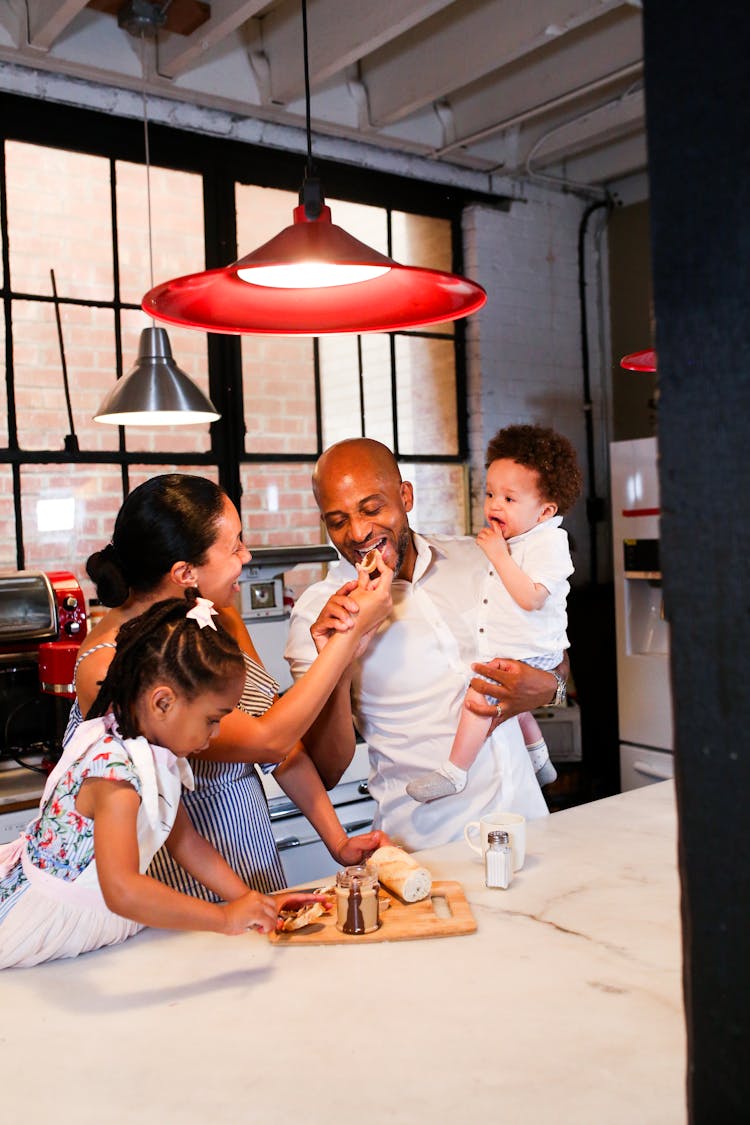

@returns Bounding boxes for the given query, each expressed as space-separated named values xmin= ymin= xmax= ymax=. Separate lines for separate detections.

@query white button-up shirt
xmin=286 ymin=533 xmax=549 ymax=850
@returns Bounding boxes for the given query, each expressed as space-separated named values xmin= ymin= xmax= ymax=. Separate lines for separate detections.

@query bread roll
xmin=368 ymin=846 xmax=432 ymax=903
xmin=360 ymin=549 xmax=378 ymax=572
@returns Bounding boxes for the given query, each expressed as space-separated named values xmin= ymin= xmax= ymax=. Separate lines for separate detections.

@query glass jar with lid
xmin=335 ymin=864 xmax=380 ymax=934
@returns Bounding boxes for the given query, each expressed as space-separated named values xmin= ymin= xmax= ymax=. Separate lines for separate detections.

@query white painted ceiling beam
xmin=263 ymin=0 xmax=456 ymax=105
xmin=27 ymin=0 xmax=90 ymax=52
xmin=435 ymin=8 xmax=642 ymax=156
xmin=0 ymin=2 xmax=24 ymax=48
xmin=545 ymin=131 xmax=648 ymax=185
xmin=158 ymin=0 xmax=268 ymax=79
xmin=525 ymin=89 xmax=645 ymax=168
xmin=363 ymin=0 xmax=631 ymax=126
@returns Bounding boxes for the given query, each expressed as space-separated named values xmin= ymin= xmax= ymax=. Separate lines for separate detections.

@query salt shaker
xmin=485 ymin=829 xmax=512 ymax=889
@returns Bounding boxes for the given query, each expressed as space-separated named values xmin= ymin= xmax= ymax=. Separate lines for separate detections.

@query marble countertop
xmin=1 ymin=782 xmax=686 ymax=1124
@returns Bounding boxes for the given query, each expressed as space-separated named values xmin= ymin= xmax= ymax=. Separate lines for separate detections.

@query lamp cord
xmin=299 ymin=0 xmax=322 ymax=218
xmin=301 ymin=0 xmax=313 ymax=176
xmin=140 ymin=30 xmax=155 ymax=292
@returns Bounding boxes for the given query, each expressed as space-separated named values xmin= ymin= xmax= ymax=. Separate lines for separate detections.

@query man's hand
xmin=466 ymin=658 xmax=559 ymax=731
xmin=335 ymin=829 xmax=390 ymax=867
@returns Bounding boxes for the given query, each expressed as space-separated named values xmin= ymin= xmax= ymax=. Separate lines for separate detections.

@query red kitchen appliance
xmin=0 ymin=570 xmax=87 ymax=765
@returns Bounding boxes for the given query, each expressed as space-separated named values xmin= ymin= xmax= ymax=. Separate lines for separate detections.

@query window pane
xmin=6 ymin=143 xmax=114 ymax=301
xmin=239 ymin=462 xmax=323 ymax=600
xmin=319 ymin=335 xmax=394 ymax=448
xmin=361 ymin=335 xmax=394 ymax=445
xmin=12 ymin=299 xmax=120 ymax=452
xmin=116 ymin=161 xmax=205 ymax=304
xmin=242 ymin=335 xmax=317 ymax=455
xmin=401 ymin=461 xmax=467 ymax=535
xmin=392 ymin=211 xmax=453 ymax=271
xmin=319 ymin=335 xmax=361 ymax=446
xmin=327 ymin=198 xmax=389 ymax=255
xmin=392 ymin=211 xmax=455 ymax=338
xmin=0 ymin=311 xmax=6 ymax=446
xmin=0 ymin=466 xmax=15 ymax=569
xmin=235 ymin=184 xmax=297 ymax=251
xmin=112 ymin=309 xmax=212 ymax=454
xmin=20 ymin=463 xmax=125 ymax=610
xmin=126 ymin=464 xmax=220 ymax=493
xmin=0 ymin=158 xmax=4 ymax=289
xmin=394 ymin=335 xmax=458 ymax=456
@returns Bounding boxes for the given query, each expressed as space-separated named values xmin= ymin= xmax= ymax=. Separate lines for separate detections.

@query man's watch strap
xmin=549 ymin=669 xmax=567 ymax=707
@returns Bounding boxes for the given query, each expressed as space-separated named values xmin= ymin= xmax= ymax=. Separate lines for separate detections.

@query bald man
xmin=286 ymin=438 xmax=560 ymax=849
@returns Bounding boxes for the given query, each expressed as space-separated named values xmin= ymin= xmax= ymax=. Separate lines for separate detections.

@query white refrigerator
xmin=610 ymin=437 xmax=674 ymax=790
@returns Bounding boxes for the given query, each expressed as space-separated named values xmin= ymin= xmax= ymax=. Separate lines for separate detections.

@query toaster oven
xmin=0 ymin=570 xmax=87 ymax=764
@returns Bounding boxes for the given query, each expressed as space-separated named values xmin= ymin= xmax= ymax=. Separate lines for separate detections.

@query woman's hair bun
xmin=86 ymin=543 xmax=129 ymax=608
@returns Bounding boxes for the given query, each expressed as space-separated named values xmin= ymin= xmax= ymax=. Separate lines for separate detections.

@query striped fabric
xmin=68 ymin=647 xmax=287 ymax=897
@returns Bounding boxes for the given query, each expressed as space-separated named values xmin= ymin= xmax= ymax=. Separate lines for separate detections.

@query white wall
xmin=463 ymin=184 xmax=613 ymax=586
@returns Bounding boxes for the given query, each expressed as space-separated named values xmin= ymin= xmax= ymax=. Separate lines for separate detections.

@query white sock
xmin=442 ymin=761 xmax=468 ymax=788
xmin=526 ymin=738 xmax=550 ymax=772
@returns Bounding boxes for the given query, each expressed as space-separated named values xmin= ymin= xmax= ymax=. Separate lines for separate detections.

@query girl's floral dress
xmin=0 ymin=714 xmax=191 ymax=969
xmin=0 ymin=741 xmax=141 ymax=919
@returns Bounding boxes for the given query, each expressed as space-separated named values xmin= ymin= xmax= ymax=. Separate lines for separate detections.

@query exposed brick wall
xmin=2 ymin=137 xmax=613 ymax=607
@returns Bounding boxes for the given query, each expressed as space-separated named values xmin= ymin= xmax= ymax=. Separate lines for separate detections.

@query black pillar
xmin=642 ymin=3 xmax=750 ymax=1119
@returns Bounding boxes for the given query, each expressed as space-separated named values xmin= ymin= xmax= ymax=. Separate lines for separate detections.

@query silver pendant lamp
xmin=94 ymin=5 xmax=219 ymax=427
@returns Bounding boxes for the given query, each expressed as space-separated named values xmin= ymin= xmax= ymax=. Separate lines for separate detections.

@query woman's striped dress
xmin=66 ymin=647 xmax=287 ymax=898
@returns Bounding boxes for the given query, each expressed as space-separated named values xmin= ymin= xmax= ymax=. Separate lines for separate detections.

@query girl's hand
xmin=276 ymin=892 xmax=331 ymax=913
xmin=348 ymin=552 xmax=393 ymax=637
xmin=222 ymin=889 xmax=279 ymax=935
xmin=477 ymin=525 xmax=509 ymax=567
xmin=334 ymin=829 xmax=390 ymax=867
xmin=274 ymin=892 xmax=333 ymax=932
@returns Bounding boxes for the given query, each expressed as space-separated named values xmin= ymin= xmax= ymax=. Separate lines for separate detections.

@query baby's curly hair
xmin=485 ymin=424 xmax=583 ymax=514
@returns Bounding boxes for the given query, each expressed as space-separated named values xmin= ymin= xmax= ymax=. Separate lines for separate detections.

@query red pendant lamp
xmin=142 ymin=1 xmax=486 ymax=336
xmin=620 ymin=349 xmax=657 ymax=371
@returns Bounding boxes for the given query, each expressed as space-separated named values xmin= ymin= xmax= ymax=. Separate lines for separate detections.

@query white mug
xmin=464 ymin=812 xmax=526 ymax=872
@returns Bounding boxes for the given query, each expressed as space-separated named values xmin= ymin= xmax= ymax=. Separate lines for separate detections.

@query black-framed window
xmin=0 ymin=93 xmax=488 ymax=602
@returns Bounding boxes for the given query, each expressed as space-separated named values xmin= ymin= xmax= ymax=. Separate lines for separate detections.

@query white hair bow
xmin=186 ymin=596 xmax=219 ymax=630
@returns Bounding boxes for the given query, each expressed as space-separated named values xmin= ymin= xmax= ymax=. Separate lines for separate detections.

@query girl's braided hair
xmin=86 ymin=590 xmax=245 ymax=739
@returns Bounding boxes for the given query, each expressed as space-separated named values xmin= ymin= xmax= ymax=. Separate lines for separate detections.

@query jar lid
xmin=487 ymin=830 xmax=510 ymax=845
xmin=336 ymin=863 xmax=377 ymax=888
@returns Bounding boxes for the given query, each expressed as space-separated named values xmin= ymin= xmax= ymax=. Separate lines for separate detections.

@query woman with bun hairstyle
xmin=67 ymin=473 xmax=392 ymax=898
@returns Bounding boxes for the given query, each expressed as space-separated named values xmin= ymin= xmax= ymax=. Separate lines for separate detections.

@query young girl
xmin=0 ymin=593 xmax=325 ymax=969
xmin=406 ymin=424 xmax=582 ymax=803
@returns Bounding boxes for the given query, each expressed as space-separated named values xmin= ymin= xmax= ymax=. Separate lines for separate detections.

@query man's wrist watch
xmin=549 ymin=670 xmax=567 ymax=707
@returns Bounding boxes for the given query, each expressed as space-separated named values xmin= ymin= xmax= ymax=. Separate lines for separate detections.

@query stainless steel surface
xmin=263 ymin=741 xmax=375 ymax=886
xmin=620 ymin=743 xmax=674 ymax=790
xmin=94 ymin=326 xmax=219 ymax=426
xmin=0 ymin=758 xmax=45 ymax=809
xmin=0 ymin=571 xmax=57 ymax=643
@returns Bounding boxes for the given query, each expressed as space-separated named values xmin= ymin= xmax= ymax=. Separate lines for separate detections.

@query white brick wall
xmin=463 ymin=183 xmax=613 ymax=586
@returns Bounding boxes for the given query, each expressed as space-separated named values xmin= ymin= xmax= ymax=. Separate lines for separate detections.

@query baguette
xmin=367 ymin=845 xmax=432 ymax=903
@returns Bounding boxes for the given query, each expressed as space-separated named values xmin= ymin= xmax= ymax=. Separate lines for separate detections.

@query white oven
xmin=261 ymin=741 xmax=376 ymax=887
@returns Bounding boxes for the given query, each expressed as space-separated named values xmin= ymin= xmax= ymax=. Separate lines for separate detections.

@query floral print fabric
xmin=0 ymin=735 xmax=141 ymax=915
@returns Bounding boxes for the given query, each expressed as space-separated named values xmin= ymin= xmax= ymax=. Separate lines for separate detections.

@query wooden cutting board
xmin=269 ymin=880 xmax=476 ymax=945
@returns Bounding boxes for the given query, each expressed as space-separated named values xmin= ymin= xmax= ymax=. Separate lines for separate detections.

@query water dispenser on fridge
xmin=610 ymin=437 xmax=674 ymax=790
